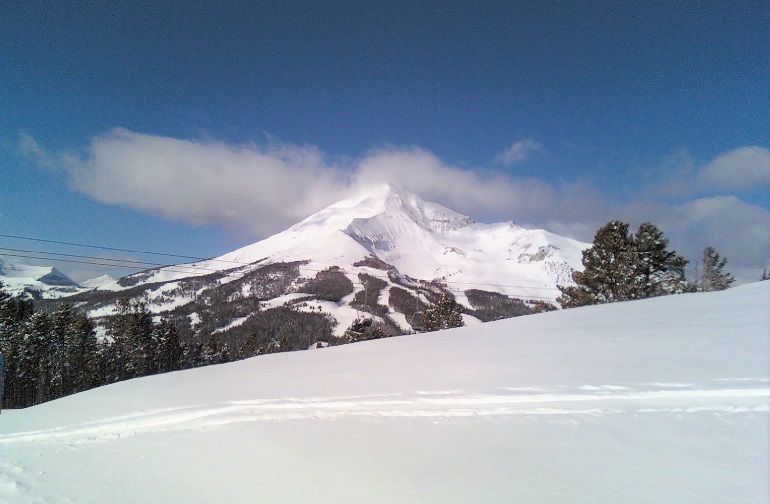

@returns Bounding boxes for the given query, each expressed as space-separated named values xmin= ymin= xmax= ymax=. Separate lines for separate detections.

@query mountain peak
xmin=125 ymin=184 xmax=588 ymax=301
xmin=342 ymin=183 xmax=475 ymax=233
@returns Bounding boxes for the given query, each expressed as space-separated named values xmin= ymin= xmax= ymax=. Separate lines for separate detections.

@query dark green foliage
xmin=154 ymin=319 xmax=184 ymax=373
xmin=299 ymin=267 xmax=354 ymax=302
xmin=0 ymin=283 xmax=102 ymax=408
xmin=343 ymin=317 xmax=387 ymax=343
xmin=761 ymin=268 xmax=770 ymax=281
xmin=351 ymin=273 xmax=389 ymax=316
xmin=700 ymin=246 xmax=735 ymax=291
xmin=422 ymin=292 xmax=465 ymax=332
xmin=352 ymin=255 xmax=393 ymax=270
xmin=464 ymin=289 xmax=532 ymax=321
xmin=558 ymin=221 xmax=691 ymax=308
xmin=387 ymin=286 xmax=428 ymax=321
xmin=530 ymin=300 xmax=558 ymax=313
xmin=632 ymin=222 xmax=689 ymax=298
xmin=235 ymin=306 xmax=335 ymax=352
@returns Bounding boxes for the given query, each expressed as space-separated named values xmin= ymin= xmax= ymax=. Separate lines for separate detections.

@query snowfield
xmin=0 ymin=282 xmax=768 ymax=503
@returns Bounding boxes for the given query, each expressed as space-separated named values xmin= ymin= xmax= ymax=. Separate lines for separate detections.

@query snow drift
xmin=0 ymin=282 xmax=767 ymax=503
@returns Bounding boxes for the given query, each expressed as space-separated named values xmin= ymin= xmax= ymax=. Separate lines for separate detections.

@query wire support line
xmin=0 ymin=247 xmax=174 ymax=269
xmin=0 ymin=233 xmax=209 ymax=262
xmin=0 ymin=251 xmax=560 ymax=301
xmin=0 ymin=252 xmax=213 ymax=278
xmin=1 ymin=232 xmax=566 ymax=295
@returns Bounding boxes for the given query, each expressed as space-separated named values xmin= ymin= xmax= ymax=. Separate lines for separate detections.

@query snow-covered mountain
xmin=0 ymin=259 xmax=83 ymax=299
xmin=72 ymin=184 xmax=589 ymax=338
xmin=1 ymin=282 xmax=766 ymax=503
xmin=79 ymin=274 xmax=116 ymax=289
xmin=125 ymin=183 xmax=586 ymax=296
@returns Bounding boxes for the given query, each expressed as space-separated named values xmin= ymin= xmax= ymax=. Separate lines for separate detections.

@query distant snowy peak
xmin=80 ymin=275 xmax=117 ymax=289
xmin=0 ymin=259 xmax=79 ymax=287
xmin=0 ymin=259 xmax=84 ymax=299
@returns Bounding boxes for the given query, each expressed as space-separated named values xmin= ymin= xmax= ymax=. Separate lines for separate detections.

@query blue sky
xmin=1 ymin=0 xmax=768 ymax=282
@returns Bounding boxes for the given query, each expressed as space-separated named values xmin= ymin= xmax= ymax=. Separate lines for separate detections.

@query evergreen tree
xmin=19 ymin=311 xmax=53 ymax=405
xmin=761 ymin=268 xmax=770 ymax=281
xmin=700 ymin=246 xmax=735 ymax=291
xmin=558 ymin=221 xmax=636 ymax=307
xmin=558 ymin=221 xmax=690 ymax=307
xmin=238 ymin=333 xmax=261 ymax=359
xmin=422 ymin=292 xmax=464 ymax=332
xmin=69 ymin=312 xmax=99 ymax=392
xmin=344 ymin=318 xmax=386 ymax=342
xmin=633 ymin=222 xmax=689 ymax=297
xmin=154 ymin=319 xmax=183 ymax=373
xmin=110 ymin=299 xmax=155 ymax=379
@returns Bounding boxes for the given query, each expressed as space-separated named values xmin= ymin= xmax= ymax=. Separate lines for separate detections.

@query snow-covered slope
xmin=0 ymin=259 xmax=83 ymax=299
xmin=1 ymin=283 xmax=767 ymax=503
xmin=112 ymin=183 xmax=587 ymax=301
xmin=79 ymin=274 xmax=116 ymax=289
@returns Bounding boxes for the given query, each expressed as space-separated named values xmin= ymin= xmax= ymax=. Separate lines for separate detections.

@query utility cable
xmin=1 ymin=232 xmax=564 ymax=293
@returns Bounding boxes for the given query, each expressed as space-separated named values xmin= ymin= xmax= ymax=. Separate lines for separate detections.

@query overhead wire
xmin=0 ymin=232 xmax=563 ymax=297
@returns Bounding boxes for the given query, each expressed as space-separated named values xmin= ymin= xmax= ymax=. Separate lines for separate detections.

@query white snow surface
xmin=0 ymin=282 xmax=767 ymax=503
xmin=122 ymin=184 xmax=588 ymax=300
xmin=79 ymin=274 xmax=116 ymax=289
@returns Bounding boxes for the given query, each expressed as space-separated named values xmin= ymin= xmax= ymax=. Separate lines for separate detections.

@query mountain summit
xmin=127 ymin=183 xmax=588 ymax=301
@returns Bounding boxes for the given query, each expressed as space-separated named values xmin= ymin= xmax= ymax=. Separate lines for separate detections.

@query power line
xmin=0 ymin=250 xmax=559 ymax=301
xmin=0 ymin=232 xmax=564 ymax=295
xmin=0 ymin=247 xmax=173 ymax=269
xmin=0 ymin=233 xmax=208 ymax=262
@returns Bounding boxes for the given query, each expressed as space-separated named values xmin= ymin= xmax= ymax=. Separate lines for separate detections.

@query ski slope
xmin=0 ymin=282 xmax=767 ymax=503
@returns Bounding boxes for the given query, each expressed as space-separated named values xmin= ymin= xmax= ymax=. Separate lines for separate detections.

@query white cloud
xmin=18 ymin=132 xmax=56 ymax=168
xmin=656 ymin=146 xmax=770 ymax=196
xmin=495 ymin=139 xmax=543 ymax=165
xmin=37 ymin=129 xmax=589 ymax=237
xmin=24 ymin=129 xmax=770 ymax=281
xmin=697 ymin=146 xmax=770 ymax=191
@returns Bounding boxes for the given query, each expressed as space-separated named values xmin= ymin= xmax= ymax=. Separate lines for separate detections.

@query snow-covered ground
xmin=0 ymin=282 xmax=767 ymax=503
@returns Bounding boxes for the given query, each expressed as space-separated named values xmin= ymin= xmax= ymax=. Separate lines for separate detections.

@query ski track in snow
xmin=1 ymin=379 xmax=767 ymax=447
xmin=0 ymin=458 xmax=74 ymax=504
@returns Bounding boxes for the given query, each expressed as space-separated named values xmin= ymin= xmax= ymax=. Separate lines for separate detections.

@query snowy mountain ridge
xmin=14 ymin=184 xmax=590 ymax=339
xmin=117 ymin=183 xmax=588 ymax=298
xmin=0 ymin=259 xmax=83 ymax=299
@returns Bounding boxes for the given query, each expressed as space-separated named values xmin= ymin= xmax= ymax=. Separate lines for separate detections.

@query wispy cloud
xmin=657 ymin=145 xmax=770 ymax=197
xmin=494 ymin=138 xmax=543 ymax=165
xmin=698 ymin=146 xmax=770 ymax=191
xmin=22 ymin=129 xmax=770 ymax=282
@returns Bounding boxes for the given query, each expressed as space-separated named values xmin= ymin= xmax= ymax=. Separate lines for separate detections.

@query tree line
xmin=0 ymin=287 xmax=236 ymax=409
xmin=557 ymin=220 xmax=735 ymax=307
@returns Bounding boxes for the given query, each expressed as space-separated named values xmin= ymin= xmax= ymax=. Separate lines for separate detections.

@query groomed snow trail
xmin=1 ymin=379 xmax=766 ymax=447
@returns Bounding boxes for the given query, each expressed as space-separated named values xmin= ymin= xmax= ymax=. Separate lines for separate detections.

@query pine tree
xmin=633 ymin=222 xmax=689 ymax=297
xmin=558 ymin=221 xmax=635 ymax=307
xmin=558 ymin=221 xmax=690 ymax=308
xmin=761 ymin=268 xmax=770 ymax=281
xmin=19 ymin=311 xmax=53 ymax=405
xmin=154 ymin=320 xmax=183 ymax=373
xmin=422 ymin=292 xmax=465 ymax=332
xmin=700 ymin=246 xmax=735 ymax=291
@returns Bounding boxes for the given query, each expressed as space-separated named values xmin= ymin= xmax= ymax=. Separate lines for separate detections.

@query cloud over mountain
xmin=22 ymin=129 xmax=770 ymax=281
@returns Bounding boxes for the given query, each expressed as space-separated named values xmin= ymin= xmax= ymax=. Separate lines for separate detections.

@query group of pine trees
xmin=421 ymin=293 xmax=465 ymax=331
xmin=0 ymin=284 xmax=237 ymax=409
xmin=558 ymin=220 xmax=735 ymax=308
